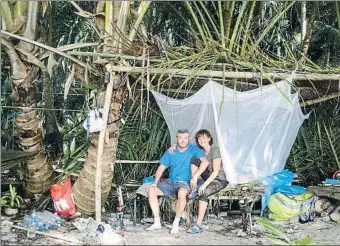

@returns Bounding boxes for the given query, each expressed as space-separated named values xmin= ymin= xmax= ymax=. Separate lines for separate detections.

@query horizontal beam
xmin=300 ymin=92 xmax=340 ymax=107
xmin=110 ymin=65 xmax=340 ymax=82
xmin=68 ymin=51 xmax=163 ymax=63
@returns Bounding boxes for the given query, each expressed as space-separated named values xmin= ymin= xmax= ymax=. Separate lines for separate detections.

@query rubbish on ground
xmin=50 ymin=177 xmax=76 ymax=217
xmin=23 ymin=209 xmax=65 ymax=232
xmin=5 ymin=224 xmax=85 ymax=245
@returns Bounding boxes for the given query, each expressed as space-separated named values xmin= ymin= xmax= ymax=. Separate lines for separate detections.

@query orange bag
xmin=50 ymin=177 xmax=76 ymax=217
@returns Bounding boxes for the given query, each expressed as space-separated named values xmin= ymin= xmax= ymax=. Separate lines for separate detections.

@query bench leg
xmin=185 ymin=202 xmax=192 ymax=228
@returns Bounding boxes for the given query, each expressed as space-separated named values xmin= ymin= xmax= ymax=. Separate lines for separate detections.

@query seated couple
xmin=146 ymin=129 xmax=229 ymax=234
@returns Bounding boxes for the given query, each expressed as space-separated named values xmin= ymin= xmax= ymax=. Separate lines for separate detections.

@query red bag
xmin=50 ymin=177 xmax=76 ymax=217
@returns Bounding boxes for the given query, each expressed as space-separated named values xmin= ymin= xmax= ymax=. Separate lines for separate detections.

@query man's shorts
xmin=158 ymin=179 xmax=191 ymax=197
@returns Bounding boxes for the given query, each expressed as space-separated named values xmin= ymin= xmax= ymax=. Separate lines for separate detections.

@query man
xmin=146 ymin=129 xmax=209 ymax=234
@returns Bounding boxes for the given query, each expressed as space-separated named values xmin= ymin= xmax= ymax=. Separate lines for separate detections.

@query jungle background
xmin=1 ymin=1 xmax=340 ymax=214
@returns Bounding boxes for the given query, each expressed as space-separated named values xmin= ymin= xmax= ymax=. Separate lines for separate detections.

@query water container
xmin=36 ymin=222 xmax=45 ymax=232
xmin=23 ymin=215 xmax=30 ymax=227
xmin=30 ymin=210 xmax=38 ymax=226
xmin=27 ymin=226 xmax=36 ymax=238
xmin=41 ymin=211 xmax=58 ymax=227
xmin=43 ymin=211 xmax=64 ymax=227
xmin=36 ymin=212 xmax=55 ymax=230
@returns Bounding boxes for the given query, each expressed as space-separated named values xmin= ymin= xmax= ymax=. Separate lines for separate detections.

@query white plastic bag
xmin=83 ymin=108 xmax=105 ymax=133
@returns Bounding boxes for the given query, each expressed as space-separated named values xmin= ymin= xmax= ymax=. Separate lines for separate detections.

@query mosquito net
xmin=151 ymin=78 xmax=308 ymax=185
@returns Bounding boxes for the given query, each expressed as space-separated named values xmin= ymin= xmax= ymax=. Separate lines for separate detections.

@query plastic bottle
xmin=36 ymin=212 xmax=55 ymax=230
xmin=42 ymin=211 xmax=63 ymax=228
xmin=27 ymin=210 xmax=37 ymax=238
xmin=31 ymin=209 xmax=38 ymax=224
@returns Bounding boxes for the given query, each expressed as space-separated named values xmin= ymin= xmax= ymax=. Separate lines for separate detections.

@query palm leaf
xmin=256 ymin=217 xmax=290 ymax=243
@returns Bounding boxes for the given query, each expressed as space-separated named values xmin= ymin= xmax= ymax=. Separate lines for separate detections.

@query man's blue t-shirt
xmin=159 ymin=144 xmax=205 ymax=182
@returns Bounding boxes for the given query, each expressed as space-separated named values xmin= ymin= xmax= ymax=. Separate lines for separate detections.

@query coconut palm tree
xmin=72 ymin=1 xmax=151 ymax=216
xmin=0 ymin=1 xmax=55 ymax=196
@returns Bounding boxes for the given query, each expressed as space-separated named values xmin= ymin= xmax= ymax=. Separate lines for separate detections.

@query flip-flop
xmin=187 ymin=224 xmax=203 ymax=234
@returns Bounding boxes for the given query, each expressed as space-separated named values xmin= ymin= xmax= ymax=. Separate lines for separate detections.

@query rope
xmin=0 ymin=105 xmax=85 ymax=112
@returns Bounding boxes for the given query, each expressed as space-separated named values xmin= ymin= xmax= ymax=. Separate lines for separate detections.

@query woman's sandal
xmin=187 ymin=224 xmax=203 ymax=234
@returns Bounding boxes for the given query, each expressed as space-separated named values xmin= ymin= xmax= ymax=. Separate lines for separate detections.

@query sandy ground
xmin=1 ymin=214 xmax=339 ymax=245
xmin=123 ymin=216 xmax=340 ymax=245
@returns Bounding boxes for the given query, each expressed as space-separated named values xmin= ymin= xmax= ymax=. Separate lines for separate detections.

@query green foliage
xmin=1 ymin=184 xmax=23 ymax=209
xmin=256 ymin=217 xmax=324 ymax=245
xmin=115 ymin=96 xmax=170 ymax=184
xmin=286 ymin=99 xmax=340 ymax=185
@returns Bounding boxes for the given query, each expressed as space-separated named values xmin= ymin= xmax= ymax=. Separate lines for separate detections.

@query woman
xmin=169 ymin=129 xmax=229 ymax=234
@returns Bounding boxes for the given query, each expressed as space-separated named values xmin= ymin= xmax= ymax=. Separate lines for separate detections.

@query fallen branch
xmin=6 ymin=224 xmax=85 ymax=245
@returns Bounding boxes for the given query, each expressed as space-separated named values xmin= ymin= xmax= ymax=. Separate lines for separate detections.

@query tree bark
xmin=72 ymin=1 xmax=125 ymax=217
xmin=72 ymin=83 xmax=124 ymax=216
xmin=1 ymin=39 xmax=54 ymax=196
xmin=1 ymin=3 xmax=54 ymax=197
xmin=300 ymin=2 xmax=318 ymax=62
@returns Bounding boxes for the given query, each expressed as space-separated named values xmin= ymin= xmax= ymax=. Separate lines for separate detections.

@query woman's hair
xmin=195 ymin=129 xmax=213 ymax=147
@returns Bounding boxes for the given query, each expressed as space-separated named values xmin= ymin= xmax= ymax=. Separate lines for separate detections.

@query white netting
xmin=151 ymin=78 xmax=308 ymax=185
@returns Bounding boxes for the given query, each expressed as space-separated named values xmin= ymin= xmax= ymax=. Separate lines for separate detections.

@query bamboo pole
xmin=94 ymin=65 xmax=115 ymax=223
xmin=300 ymin=92 xmax=340 ymax=107
xmin=109 ymin=65 xmax=340 ymax=82
xmin=68 ymin=51 xmax=162 ymax=62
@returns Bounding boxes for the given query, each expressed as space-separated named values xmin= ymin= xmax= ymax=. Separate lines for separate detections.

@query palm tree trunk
xmin=72 ymin=1 xmax=150 ymax=216
xmin=72 ymin=85 xmax=124 ymax=215
xmin=72 ymin=1 xmax=125 ymax=216
xmin=1 ymin=38 xmax=54 ymax=196
xmin=300 ymin=2 xmax=318 ymax=62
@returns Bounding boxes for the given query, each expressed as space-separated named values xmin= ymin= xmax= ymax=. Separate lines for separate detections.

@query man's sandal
xmin=187 ymin=224 xmax=203 ymax=234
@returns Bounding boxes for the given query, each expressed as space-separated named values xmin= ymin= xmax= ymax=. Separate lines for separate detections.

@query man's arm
xmin=153 ymin=165 xmax=166 ymax=185
xmin=151 ymin=151 xmax=170 ymax=186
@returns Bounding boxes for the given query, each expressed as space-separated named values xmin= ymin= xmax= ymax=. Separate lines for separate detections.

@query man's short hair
xmin=176 ymin=129 xmax=190 ymax=136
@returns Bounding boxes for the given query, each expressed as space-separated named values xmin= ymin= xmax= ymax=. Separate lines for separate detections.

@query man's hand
xmin=190 ymin=176 xmax=198 ymax=189
xmin=147 ymin=183 xmax=157 ymax=192
xmin=198 ymin=184 xmax=206 ymax=195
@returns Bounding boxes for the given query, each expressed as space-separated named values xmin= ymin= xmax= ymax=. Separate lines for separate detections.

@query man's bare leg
xmin=171 ymin=188 xmax=188 ymax=234
xmin=171 ymin=165 xmax=199 ymax=224
xmin=146 ymin=186 xmax=164 ymax=231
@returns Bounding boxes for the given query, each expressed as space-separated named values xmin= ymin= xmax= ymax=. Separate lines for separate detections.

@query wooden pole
xmin=300 ymin=92 xmax=340 ymax=107
xmin=109 ymin=65 xmax=340 ymax=82
xmin=94 ymin=64 xmax=115 ymax=223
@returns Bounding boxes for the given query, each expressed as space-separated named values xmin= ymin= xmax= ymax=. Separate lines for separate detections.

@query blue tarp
xmin=260 ymin=169 xmax=307 ymax=215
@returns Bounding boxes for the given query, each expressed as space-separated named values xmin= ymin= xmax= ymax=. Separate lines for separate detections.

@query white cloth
xmin=151 ymin=78 xmax=308 ymax=185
